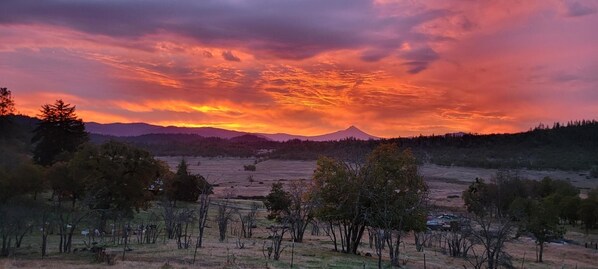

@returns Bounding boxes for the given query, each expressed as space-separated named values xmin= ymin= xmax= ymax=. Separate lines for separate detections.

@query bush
xmin=244 ymin=164 xmax=256 ymax=171
xmin=590 ymin=165 xmax=598 ymax=178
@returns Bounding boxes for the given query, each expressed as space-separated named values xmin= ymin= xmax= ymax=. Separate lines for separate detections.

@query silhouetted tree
xmin=47 ymin=162 xmax=85 ymax=208
xmin=0 ymin=87 xmax=14 ymax=116
xmin=0 ymin=87 xmax=16 ymax=139
xmin=217 ymin=194 xmax=234 ymax=242
xmin=578 ymin=196 xmax=598 ymax=233
xmin=69 ymin=141 xmax=160 ymax=228
xmin=32 ymin=100 xmax=88 ymax=165
xmin=463 ymin=176 xmax=513 ymax=269
xmin=165 ymin=159 xmax=211 ymax=204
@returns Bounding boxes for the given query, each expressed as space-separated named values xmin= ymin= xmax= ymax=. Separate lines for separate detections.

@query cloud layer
xmin=0 ymin=0 xmax=597 ymax=137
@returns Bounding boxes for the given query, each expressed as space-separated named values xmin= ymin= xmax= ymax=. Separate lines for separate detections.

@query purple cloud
xmin=564 ymin=1 xmax=597 ymax=17
xmin=221 ymin=50 xmax=240 ymax=62
xmin=0 ymin=0 xmax=447 ymax=60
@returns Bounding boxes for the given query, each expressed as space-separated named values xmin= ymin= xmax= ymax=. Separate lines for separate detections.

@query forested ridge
xmin=8 ymin=115 xmax=598 ymax=171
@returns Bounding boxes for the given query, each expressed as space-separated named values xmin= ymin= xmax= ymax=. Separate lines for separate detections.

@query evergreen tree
xmin=0 ymin=87 xmax=16 ymax=139
xmin=0 ymin=87 xmax=15 ymax=116
xmin=32 ymin=99 xmax=88 ymax=165
xmin=165 ymin=159 xmax=211 ymax=203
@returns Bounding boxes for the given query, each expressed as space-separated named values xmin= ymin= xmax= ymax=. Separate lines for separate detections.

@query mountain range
xmin=85 ymin=122 xmax=379 ymax=142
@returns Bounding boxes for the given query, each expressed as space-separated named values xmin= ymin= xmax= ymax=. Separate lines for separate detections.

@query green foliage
xmin=365 ymin=144 xmax=427 ymax=232
xmin=0 ymin=149 xmax=44 ymax=203
xmin=165 ymin=159 xmax=212 ymax=202
xmin=0 ymin=197 xmax=46 ymax=256
xmin=243 ymin=164 xmax=256 ymax=171
xmin=311 ymin=144 xmax=427 ymax=255
xmin=558 ymin=195 xmax=581 ymax=224
xmin=47 ymin=161 xmax=85 ymax=205
xmin=538 ymin=177 xmax=578 ymax=198
xmin=526 ymin=199 xmax=564 ymax=262
xmin=463 ymin=178 xmax=496 ymax=217
xmin=11 ymin=161 xmax=44 ymax=197
xmin=312 ymin=156 xmax=358 ymax=223
xmin=264 ymin=182 xmax=291 ymax=220
xmin=32 ymin=100 xmax=88 ymax=166
xmin=311 ymin=155 xmax=366 ymax=254
xmin=508 ymin=197 xmax=533 ymax=221
xmin=70 ymin=141 xmax=161 ymax=217
xmin=464 ymin=172 xmax=580 ymax=220
xmin=579 ymin=189 xmax=598 ymax=232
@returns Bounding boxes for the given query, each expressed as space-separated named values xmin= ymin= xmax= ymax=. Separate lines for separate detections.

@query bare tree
xmin=193 ymin=192 xmax=211 ymax=264
xmin=40 ymin=212 xmax=51 ymax=258
xmin=263 ymin=225 xmax=288 ymax=261
xmin=217 ymin=195 xmax=234 ymax=242
xmin=57 ymin=209 xmax=90 ymax=253
xmin=239 ymin=202 xmax=258 ymax=238
xmin=442 ymin=220 xmax=475 ymax=258
xmin=414 ymin=231 xmax=438 ymax=252
xmin=371 ymin=228 xmax=387 ymax=269
xmin=1 ymin=199 xmax=44 ymax=257
xmin=322 ymin=221 xmax=339 ymax=252
xmin=466 ymin=214 xmax=513 ymax=269
xmin=175 ymin=209 xmax=195 ymax=249
xmin=161 ymin=199 xmax=180 ymax=240
xmin=287 ymin=180 xmax=315 ymax=243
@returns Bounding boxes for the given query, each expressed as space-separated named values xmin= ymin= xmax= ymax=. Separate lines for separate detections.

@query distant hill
xmin=4 ymin=115 xmax=597 ymax=171
xmin=259 ymin=126 xmax=378 ymax=141
xmin=86 ymin=122 xmax=249 ymax=139
xmin=89 ymin=133 xmax=275 ymax=157
xmin=86 ymin=122 xmax=379 ymax=141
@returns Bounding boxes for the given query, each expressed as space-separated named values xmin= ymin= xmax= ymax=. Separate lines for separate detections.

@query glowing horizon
xmin=1 ymin=0 xmax=597 ymax=137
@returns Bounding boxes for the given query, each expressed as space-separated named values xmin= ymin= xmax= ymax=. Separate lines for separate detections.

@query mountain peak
xmin=86 ymin=122 xmax=380 ymax=141
xmin=346 ymin=125 xmax=359 ymax=131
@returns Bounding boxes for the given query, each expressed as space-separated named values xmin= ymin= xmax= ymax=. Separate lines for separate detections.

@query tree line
xmin=3 ymin=86 xmax=598 ymax=268
xmin=0 ymin=89 xmax=213 ymax=258
xmin=90 ymin=120 xmax=598 ymax=171
xmin=5 ymin=85 xmax=597 ymax=172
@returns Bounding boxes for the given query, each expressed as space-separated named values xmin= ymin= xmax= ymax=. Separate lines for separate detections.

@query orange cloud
xmin=1 ymin=1 xmax=597 ymax=137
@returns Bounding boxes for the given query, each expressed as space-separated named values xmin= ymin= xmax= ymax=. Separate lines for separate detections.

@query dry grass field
xmin=2 ymin=157 xmax=597 ymax=268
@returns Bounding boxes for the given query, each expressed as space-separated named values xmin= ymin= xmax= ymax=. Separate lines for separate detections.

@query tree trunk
xmin=328 ymin=221 xmax=338 ymax=252
xmin=387 ymin=231 xmax=401 ymax=267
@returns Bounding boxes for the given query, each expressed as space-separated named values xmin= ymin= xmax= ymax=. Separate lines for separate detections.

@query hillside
xmin=86 ymin=122 xmax=378 ymax=141
xmin=5 ymin=115 xmax=598 ymax=171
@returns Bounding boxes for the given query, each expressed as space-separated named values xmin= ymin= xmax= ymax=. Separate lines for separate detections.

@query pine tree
xmin=32 ymin=99 xmax=88 ymax=166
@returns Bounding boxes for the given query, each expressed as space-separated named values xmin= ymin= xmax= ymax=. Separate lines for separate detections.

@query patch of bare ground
xmin=420 ymin=164 xmax=598 ymax=189
xmin=2 ymin=213 xmax=598 ymax=268
xmin=67 ymin=157 xmax=592 ymax=268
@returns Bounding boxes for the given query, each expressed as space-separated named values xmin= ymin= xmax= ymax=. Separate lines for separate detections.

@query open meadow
xmin=157 ymin=157 xmax=598 ymax=205
xmin=2 ymin=157 xmax=597 ymax=269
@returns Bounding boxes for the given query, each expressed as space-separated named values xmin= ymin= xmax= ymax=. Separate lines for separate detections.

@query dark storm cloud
xmin=360 ymin=49 xmax=391 ymax=62
xmin=221 ymin=50 xmax=240 ymax=62
xmin=399 ymin=46 xmax=440 ymax=73
xmin=563 ymin=0 xmax=597 ymax=17
xmin=0 ymin=0 xmax=447 ymax=60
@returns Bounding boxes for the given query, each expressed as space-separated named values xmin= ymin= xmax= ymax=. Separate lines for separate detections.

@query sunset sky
xmin=1 ymin=0 xmax=597 ymax=137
